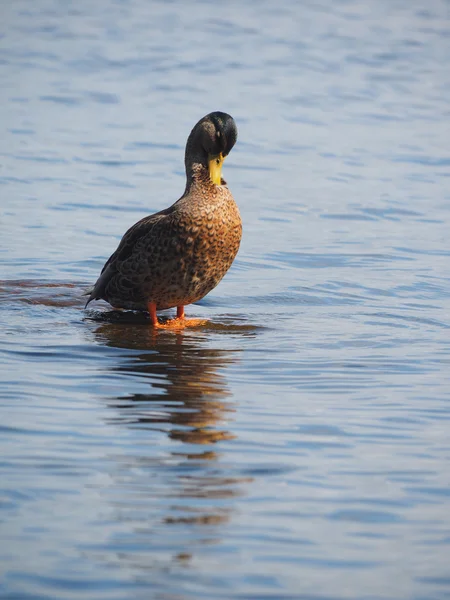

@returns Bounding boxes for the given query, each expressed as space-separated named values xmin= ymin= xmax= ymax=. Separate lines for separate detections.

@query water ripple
xmin=1 ymin=0 xmax=450 ymax=598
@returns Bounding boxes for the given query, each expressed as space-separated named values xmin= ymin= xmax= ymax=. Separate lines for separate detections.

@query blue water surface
xmin=1 ymin=1 xmax=450 ymax=598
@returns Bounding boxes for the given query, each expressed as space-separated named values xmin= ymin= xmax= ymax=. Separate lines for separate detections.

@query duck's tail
xmin=83 ymin=288 xmax=95 ymax=308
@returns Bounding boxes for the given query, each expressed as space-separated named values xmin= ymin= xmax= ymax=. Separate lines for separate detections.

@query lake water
xmin=1 ymin=0 xmax=450 ymax=598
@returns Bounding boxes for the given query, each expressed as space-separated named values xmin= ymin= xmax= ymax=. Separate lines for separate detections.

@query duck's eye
xmin=216 ymin=158 xmax=220 ymax=165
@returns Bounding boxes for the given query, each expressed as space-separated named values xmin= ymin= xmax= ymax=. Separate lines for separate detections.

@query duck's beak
xmin=208 ymin=153 xmax=224 ymax=185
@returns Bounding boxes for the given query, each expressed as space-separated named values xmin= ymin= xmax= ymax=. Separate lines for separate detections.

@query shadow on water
xmin=0 ymin=279 xmax=88 ymax=307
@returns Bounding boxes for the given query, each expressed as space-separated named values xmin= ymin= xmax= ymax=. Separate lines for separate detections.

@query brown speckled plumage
xmin=85 ymin=112 xmax=242 ymax=316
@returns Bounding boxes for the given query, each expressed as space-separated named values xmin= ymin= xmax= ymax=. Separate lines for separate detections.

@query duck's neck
xmin=185 ymin=163 xmax=211 ymax=191
xmin=184 ymin=128 xmax=211 ymax=191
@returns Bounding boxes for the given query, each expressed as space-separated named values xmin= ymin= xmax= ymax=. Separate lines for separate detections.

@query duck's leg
xmin=148 ymin=302 xmax=206 ymax=329
xmin=148 ymin=301 xmax=184 ymax=328
xmin=175 ymin=305 xmax=208 ymax=327
xmin=148 ymin=302 xmax=160 ymax=326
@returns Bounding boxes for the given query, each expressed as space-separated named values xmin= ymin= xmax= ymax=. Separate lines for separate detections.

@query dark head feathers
xmin=186 ymin=111 xmax=238 ymax=164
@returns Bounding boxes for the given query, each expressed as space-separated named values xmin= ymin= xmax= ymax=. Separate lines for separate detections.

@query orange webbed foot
xmin=155 ymin=317 xmax=207 ymax=330
xmin=148 ymin=303 xmax=206 ymax=329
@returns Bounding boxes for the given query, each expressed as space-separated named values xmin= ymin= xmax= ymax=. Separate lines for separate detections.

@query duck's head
xmin=185 ymin=111 xmax=238 ymax=185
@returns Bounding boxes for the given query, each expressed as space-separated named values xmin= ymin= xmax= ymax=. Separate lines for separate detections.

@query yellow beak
xmin=208 ymin=153 xmax=224 ymax=185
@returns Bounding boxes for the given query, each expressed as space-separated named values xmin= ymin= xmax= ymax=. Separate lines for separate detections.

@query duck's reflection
xmin=90 ymin=316 xmax=254 ymax=569
xmin=94 ymin=319 xmax=241 ymax=451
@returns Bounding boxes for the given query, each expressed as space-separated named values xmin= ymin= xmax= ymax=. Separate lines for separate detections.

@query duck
xmin=85 ymin=111 xmax=242 ymax=328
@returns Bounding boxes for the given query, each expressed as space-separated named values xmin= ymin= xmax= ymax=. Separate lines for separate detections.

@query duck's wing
xmin=84 ymin=208 xmax=172 ymax=308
